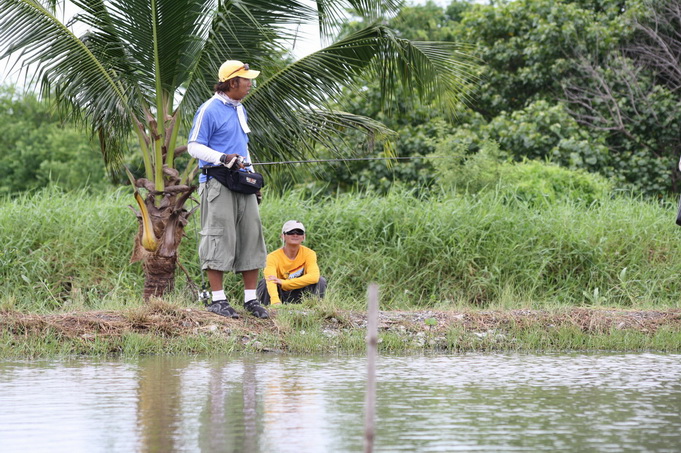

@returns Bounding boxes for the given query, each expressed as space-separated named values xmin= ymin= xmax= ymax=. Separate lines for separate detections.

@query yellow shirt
xmin=263 ymin=246 xmax=320 ymax=304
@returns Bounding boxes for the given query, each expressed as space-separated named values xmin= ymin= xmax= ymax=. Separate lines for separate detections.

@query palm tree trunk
xmin=130 ymin=184 xmax=196 ymax=301
xmin=142 ymin=254 xmax=177 ymax=300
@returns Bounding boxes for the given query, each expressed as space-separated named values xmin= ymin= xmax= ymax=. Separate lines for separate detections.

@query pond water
xmin=0 ymin=352 xmax=679 ymax=452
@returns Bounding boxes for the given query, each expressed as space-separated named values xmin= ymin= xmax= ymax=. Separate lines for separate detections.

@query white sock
xmin=212 ymin=290 xmax=226 ymax=302
xmin=244 ymin=289 xmax=257 ymax=303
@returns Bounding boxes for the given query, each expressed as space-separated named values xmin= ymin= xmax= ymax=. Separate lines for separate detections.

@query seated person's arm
xmin=263 ymin=255 xmax=282 ymax=305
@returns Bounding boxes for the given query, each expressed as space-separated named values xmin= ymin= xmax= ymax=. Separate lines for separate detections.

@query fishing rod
xmin=247 ymin=155 xmax=453 ymax=166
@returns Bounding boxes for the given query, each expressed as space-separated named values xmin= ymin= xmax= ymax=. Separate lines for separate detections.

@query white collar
xmin=214 ymin=92 xmax=240 ymax=106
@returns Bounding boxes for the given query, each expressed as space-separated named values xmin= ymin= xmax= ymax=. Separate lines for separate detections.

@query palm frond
xmin=248 ymin=107 xmax=395 ymax=164
xmin=83 ymin=0 xmax=214 ymax=104
xmin=244 ymin=21 xmax=477 ymax=160
xmin=377 ymin=39 xmax=480 ymax=113
xmin=180 ymin=0 xmax=316 ymax=114
xmin=315 ymin=0 xmax=403 ymax=38
xmin=2 ymin=0 xmax=477 ymax=174
xmin=1 ymin=1 xmax=145 ymax=167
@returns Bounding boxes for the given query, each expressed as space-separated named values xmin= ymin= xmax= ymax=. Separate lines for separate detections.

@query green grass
xmin=274 ymin=186 xmax=681 ymax=309
xmin=1 ymin=186 xmax=681 ymax=312
xmin=3 ymin=185 xmax=680 ymax=358
xmin=439 ymin=325 xmax=681 ymax=353
xmin=0 ymin=330 xmax=237 ymax=358
xmin=3 ymin=312 xmax=678 ymax=358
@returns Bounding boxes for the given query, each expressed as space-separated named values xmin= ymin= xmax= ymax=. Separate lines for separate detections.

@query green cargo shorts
xmin=198 ymin=178 xmax=267 ymax=272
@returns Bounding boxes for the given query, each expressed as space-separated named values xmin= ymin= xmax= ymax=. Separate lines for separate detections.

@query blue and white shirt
xmin=188 ymin=93 xmax=251 ymax=183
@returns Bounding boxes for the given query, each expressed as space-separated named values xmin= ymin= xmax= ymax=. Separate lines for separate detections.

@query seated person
xmin=257 ymin=220 xmax=327 ymax=305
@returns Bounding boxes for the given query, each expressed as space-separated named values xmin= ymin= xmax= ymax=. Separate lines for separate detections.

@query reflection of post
xmin=364 ymin=283 xmax=379 ymax=453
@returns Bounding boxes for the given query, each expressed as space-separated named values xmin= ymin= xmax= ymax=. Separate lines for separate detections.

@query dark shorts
xmin=256 ymin=277 xmax=327 ymax=305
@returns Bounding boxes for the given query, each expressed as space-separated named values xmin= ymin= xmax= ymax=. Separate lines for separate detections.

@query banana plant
xmin=0 ymin=0 xmax=476 ymax=300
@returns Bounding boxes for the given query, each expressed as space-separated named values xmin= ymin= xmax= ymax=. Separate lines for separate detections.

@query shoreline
xmin=2 ymin=302 xmax=680 ymax=357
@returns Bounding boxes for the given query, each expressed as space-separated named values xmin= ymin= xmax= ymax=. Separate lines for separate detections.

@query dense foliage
xmin=4 ymin=0 xmax=679 ymax=198
xmin=2 ymin=0 xmax=478 ymax=298
xmin=0 ymin=86 xmax=111 ymax=195
xmin=294 ymin=0 xmax=681 ymax=197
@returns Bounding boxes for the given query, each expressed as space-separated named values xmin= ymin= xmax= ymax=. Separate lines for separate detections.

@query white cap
xmin=282 ymin=220 xmax=305 ymax=234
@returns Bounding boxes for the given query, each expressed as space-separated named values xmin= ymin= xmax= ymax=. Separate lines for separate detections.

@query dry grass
xmin=2 ymin=304 xmax=679 ymax=342
xmin=358 ymin=308 xmax=681 ymax=334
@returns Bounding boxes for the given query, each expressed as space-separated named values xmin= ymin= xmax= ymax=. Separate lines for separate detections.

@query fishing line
xmin=249 ymin=155 xmax=453 ymax=166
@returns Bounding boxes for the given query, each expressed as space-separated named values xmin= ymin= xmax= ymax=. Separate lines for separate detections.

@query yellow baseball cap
xmin=218 ymin=60 xmax=260 ymax=82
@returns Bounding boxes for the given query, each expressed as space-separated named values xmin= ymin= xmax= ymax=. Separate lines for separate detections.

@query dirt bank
xmin=3 ymin=302 xmax=679 ymax=342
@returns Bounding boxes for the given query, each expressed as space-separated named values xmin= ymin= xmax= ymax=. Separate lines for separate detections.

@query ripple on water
xmin=0 ymin=353 xmax=679 ymax=453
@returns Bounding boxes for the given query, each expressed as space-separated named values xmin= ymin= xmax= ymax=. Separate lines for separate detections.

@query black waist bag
xmin=203 ymin=166 xmax=264 ymax=195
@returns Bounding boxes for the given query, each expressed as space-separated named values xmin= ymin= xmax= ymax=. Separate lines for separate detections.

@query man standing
xmin=187 ymin=60 xmax=269 ymax=319
xmin=257 ymin=220 xmax=327 ymax=305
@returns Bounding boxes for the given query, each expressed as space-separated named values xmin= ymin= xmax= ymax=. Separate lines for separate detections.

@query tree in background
xmin=563 ymin=0 xmax=681 ymax=193
xmin=0 ymin=85 xmax=110 ymax=195
xmin=0 ymin=0 xmax=475 ymax=299
xmin=456 ymin=0 xmax=630 ymax=118
xmin=283 ymin=1 xmax=477 ymax=195
xmin=309 ymin=0 xmax=680 ymax=197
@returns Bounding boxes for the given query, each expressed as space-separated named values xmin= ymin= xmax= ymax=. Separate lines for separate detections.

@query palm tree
xmin=1 ymin=0 xmax=476 ymax=300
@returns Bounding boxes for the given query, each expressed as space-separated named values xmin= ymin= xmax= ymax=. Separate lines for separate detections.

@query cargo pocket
xmin=206 ymin=179 xmax=221 ymax=203
xmin=198 ymin=227 xmax=224 ymax=263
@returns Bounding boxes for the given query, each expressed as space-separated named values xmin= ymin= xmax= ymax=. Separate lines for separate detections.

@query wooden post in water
xmin=364 ymin=283 xmax=379 ymax=453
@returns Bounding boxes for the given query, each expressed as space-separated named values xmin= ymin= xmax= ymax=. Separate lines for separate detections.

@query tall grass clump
xmin=259 ymin=174 xmax=681 ymax=309
xmin=301 ymin=191 xmax=679 ymax=308
xmin=3 ymin=181 xmax=681 ymax=312
xmin=0 ymin=187 xmax=142 ymax=311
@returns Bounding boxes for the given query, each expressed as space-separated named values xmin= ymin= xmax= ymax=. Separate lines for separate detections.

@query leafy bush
xmin=432 ymin=138 xmax=612 ymax=206
xmin=484 ymin=101 xmax=611 ymax=172
xmin=499 ymin=159 xmax=613 ymax=206
xmin=0 ymin=85 xmax=112 ymax=196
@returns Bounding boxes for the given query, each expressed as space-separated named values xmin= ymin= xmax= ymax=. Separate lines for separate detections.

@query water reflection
xmin=198 ymin=360 xmax=259 ymax=453
xmin=137 ymin=357 xmax=182 ymax=452
xmin=0 ymin=353 xmax=680 ymax=452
